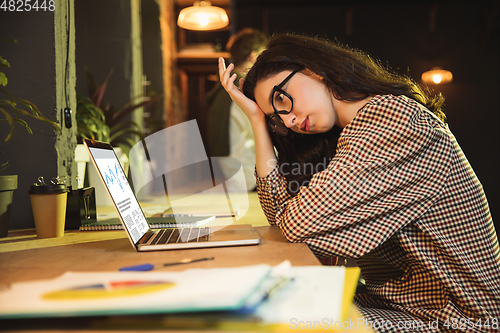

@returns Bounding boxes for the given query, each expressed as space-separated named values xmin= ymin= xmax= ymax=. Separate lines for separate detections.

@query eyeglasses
xmin=268 ymin=69 xmax=300 ymax=136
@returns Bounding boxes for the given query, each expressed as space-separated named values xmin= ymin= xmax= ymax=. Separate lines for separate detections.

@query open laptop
xmin=83 ymin=139 xmax=261 ymax=251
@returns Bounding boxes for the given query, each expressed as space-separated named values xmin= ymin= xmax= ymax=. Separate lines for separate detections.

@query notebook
xmin=79 ymin=215 xmax=216 ymax=231
xmin=83 ymin=139 xmax=261 ymax=251
xmin=162 ymin=207 xmax=240 ymax=218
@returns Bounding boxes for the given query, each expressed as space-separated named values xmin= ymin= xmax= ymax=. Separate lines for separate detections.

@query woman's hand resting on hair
xmin=218 ymin=57 xmax=277 ymax=177
xmin=218 ymin=57 xmax=266 ymax=126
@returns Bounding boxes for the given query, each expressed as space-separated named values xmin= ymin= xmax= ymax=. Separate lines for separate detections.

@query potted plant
xmin=0 ymin=41 xmax=60 ymax=237
xmin=77 ymin=68 xmax=160 ymax=156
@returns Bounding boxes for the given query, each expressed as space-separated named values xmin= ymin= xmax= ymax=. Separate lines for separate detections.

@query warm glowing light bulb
xmin=177 ymin=1 xmax=229 ymax=31
xmin=198 ymin=14 xmax=209 ymax=26
xmin=432 ymin=75 xmax=442 ymax=84
xmin=421 ymin=67 xmax=453 ymax=85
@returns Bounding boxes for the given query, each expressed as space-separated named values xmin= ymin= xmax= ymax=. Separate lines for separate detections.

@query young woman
xmin=219 ymin=34 xmax=500 ymax=332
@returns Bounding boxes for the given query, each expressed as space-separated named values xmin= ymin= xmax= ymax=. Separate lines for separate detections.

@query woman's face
xmin=254 ymin=69 xmax=338 ymax=134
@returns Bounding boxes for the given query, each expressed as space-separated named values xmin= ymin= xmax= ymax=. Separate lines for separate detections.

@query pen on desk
xmin=119 ymin=257 xmax=215 ymax=271
xmin=263 ymin=277 xmax=294 ymax=301
xmin=163 ymin=256 xmax=214 ymax=266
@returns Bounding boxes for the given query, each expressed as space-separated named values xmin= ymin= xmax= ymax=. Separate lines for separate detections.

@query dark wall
xmin=141 ymin=0 xmax=165 ymax=135
xmin=0 ymin=10 xmax=60 ymax=229
xmin=75 ymin=0 xmax=133 ymax=108
xmin=1 ymin=0 xmax=138 ymax=230
xmin=235 ymin=0 xmax=500 ymax=229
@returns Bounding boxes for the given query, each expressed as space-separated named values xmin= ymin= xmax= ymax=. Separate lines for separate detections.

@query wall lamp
xmin=177 ymin=1 xmax=229 ymax=31
xmin=421 ymin=67 xmax=453 ymax=85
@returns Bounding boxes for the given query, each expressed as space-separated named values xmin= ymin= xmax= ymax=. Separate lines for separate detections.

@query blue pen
xmin=119 ymin=263 xmax=155 ymax=271
xmin=119 ymin=257 xmax=214 ymax=271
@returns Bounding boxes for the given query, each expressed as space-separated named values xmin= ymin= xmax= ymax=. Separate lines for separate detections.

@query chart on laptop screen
xmin=89 ymin=147 xmax=149 ymax=243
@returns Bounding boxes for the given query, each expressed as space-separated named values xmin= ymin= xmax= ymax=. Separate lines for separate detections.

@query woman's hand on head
xmin=219 ymin=58 xmax=277 ymax=176
xmin=218 ymin=57 xmax=266 ymax=125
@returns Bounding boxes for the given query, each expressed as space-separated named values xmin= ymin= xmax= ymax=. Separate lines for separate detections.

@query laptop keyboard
xmin=151 ymin=227 xmax=210 ymax=245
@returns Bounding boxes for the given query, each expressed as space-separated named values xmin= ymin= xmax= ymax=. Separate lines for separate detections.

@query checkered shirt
xmin=256 ymin=95 xmax=500 ymax=332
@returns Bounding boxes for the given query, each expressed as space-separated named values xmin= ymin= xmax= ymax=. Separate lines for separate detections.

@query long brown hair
xmin=243 ymin=34 xmax=446 ymax=195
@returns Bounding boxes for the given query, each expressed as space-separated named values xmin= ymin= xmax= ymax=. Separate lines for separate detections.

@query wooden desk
xmin=0 ymin=226 xmax=319 ymax=285
xmin=0 ymin=195 xmax=373 ymax=332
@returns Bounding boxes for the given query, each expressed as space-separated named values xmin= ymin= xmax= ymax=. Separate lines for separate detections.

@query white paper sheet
xmin=0 ymin=264 xmax=271 ymax=318
xmin=255 ymin=266 xmax=346 ymax=326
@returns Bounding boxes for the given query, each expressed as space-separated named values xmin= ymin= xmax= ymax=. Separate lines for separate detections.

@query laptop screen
xmin=88 ymin=147 xmax=149 ymax=243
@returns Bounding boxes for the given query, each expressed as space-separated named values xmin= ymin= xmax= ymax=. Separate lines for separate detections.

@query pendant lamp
xmin=421 ymin=67 xmax=453 ymax=85
xmin=177 ymin=1 xmax=229 ymax=31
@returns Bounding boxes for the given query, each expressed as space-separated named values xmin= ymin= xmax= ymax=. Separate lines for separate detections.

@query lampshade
xmin=421 ymin=67 xmax=453 ymax=85
xmin=177 ymin=1 xmax=229 ymax=31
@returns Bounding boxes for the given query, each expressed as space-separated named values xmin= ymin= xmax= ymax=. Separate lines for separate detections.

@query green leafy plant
xmin=0 ymin=40 xmax=60 ymax=172
xmin=77 ymin=68 xmax=160 ymax=156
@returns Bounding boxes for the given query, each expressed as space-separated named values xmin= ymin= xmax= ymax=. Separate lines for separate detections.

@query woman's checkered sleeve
xmin=259 ymin=95 xmax=453 ymax=258
xmin=256 ymin=166 xmax=291 ymax=225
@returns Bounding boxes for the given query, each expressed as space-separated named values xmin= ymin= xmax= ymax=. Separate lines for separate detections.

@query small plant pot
xmin=0 ymin=175 xmax=18 ymax=237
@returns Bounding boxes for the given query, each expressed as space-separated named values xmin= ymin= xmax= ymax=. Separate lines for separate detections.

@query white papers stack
xmin=0 ymin=261 xmax=352 ymax=328
xmin=0 ymin=265 xmax=271 ymax=319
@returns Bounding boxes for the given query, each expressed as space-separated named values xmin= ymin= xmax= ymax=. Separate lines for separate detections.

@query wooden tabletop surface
xmin=0 ymin=192 xmax=374 ymax=332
